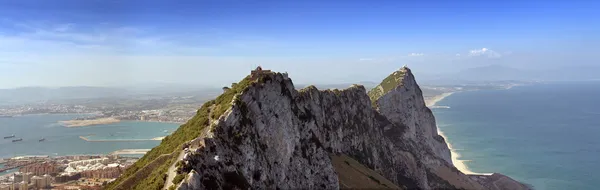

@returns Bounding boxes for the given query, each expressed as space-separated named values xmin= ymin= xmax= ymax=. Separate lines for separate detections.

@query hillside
xmin=105 ymin=67 xmax=529 ymax=190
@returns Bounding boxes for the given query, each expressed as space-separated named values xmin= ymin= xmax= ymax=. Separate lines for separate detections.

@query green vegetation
xmin=367 ymin=70 xmax=407 ymax=106
xmin=211 ymin=76 xmax=254 ymax=120
xmin=175 ymin=160 xmax=185 ymax=170
xmin=172 ymin=173 xmax=186 ymax=185
xmin=130 ymin=157 xmax=172 ymax=190
xmin=105 ymin=74 xmax=261 ymax=190
xmin=332 ymin=89 xmax=342 ymax=95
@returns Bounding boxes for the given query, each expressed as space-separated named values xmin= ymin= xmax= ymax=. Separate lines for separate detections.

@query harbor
xmin=0 ymin=114 xmax=179 ymax=189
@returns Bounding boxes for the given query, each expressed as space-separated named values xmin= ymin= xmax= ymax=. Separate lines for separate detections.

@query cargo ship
xmin=39 ymin=138 xmax=46 ymax=142
xmin=4 ymin=135 xmax=15 ymax=139
xmin=12 ymin=138 xmax=22 ymax=142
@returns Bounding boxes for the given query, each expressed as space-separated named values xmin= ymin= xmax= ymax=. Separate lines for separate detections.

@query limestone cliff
xmin=108 ymin=66 xmax=529 ymax=190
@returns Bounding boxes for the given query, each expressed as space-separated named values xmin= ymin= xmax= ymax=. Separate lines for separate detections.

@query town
xmin=0 ymin=94 xmax=213 ymax=124
xmin=0 ymin=153 xmax=141 ymax=190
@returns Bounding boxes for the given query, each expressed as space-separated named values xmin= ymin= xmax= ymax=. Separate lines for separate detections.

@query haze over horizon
xmin=0 ymin=0 xmax=598 ymax=88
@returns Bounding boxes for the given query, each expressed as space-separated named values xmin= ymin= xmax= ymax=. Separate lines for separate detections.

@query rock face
xmin=175 ymin=67 xmax=528 ymax=190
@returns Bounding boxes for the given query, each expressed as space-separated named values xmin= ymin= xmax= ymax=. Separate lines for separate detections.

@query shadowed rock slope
xmin=107 ymin=67 xmax=529 ymax=190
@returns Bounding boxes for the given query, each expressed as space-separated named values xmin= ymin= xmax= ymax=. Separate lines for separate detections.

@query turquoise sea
xmin=432 ymin=81 xmax=600 ymax=190
xmin=0 ymin=114 xmax=179 ymax=159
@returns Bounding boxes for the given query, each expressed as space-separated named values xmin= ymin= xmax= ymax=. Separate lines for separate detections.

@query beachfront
xmin=427 ymin=92 xmax=492 ymax=176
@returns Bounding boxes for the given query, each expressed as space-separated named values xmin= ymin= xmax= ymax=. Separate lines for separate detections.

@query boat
xmin=39 ymin=138 xmax=45 ymax=142
xmin=0 ymin=115 xmax=13 ymax=118
xmin=12 ymin=138 xmax=22 ymax=142
xmin=4 ymin=135 xmax=15 ymax=139
xmin=163 ymin=130 xmax=169 ymax=133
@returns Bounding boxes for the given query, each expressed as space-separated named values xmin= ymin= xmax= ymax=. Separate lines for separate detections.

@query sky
xmin=0 ymin=0 xmax=598 ymax=88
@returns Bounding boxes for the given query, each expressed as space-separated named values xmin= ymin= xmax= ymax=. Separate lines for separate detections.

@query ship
xmin=0 ymin=115 xmax=13 ymax=118
xmin=39 ymin=138 xmax=46 ymax=142
xmin=4 ymin=135 xmax=15 ymax=139
xmin=12 ymin=138 xmax=22 ymax=142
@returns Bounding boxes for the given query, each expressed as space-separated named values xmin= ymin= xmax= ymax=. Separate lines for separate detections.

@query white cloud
xmin=408 ymin=53 xmax=424 ymax=57
xmin=359 ymin=58 xmax=374 ymax=61
xmin=468 ymin=48 xmax=502 ymax=58
xmin=0 ymin=21 xmax=283 ymax=57
xmin=456 ymin=53 xmax=461 ymax=56
xmin=468 ymin=48 xmax=488 ymax=56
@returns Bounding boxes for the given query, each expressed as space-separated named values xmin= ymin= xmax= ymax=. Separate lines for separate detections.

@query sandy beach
xmin=430 ymin=93 xmax=493 ymax=175
xmin=428 ymin=92 xmax=492 ymax=175
xmin=425 ymin=92 xmax=455 ymax=107
xmin=437 ymin=130 xmax=492 ymax=175
xmin=60 ymin=117 xmax=120 ymax=127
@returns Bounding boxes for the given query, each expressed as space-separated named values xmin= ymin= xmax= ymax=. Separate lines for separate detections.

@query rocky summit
xmin=106 ymin=66 xmax=530 ymax=190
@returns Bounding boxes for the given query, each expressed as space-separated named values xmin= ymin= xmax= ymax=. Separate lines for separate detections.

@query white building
xmin=68 ymin=157 xmax=109 ymax=168
xmin=18 ymin=181 xmax=27 ymax=190
xmin=32 ymin=176 xmax=48 ymax=189
xmin=22 ymin=173 xmax=32 ymax=184
xmin=63 ymin=157 xmax=120 ymax=175
xmin=12 ymin=172 xmax=23 ymax=183
xmin=43 ymin=174 xmax=52 ymax=187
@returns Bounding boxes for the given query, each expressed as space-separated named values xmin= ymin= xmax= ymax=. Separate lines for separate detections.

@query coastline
xmin=60 ymin=117 xmax=121 ymax=127
xmin=428 ymin=92 xmax=492 ymax=175
xmin=425 ymin=92 xmax=454 ymax=107
xmin=79 ymin=135 xmax=164 ymax=142
xmin=59 ymin=118 xmax=185 ymax=127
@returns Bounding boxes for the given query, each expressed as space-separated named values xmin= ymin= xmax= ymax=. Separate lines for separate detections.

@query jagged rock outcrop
xmin=170 ymin=67 xmax=528 ymax=190
xmin=374 ymin=68 xmax=452 ymax=164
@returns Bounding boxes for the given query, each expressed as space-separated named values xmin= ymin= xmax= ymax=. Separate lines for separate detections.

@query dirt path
xmin=163 ymin=105 xmax=216 ymax=189
xmin=164 ymin=150 xmax=185 ymax=189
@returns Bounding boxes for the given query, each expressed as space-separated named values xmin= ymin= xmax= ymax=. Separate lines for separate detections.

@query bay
xmin=433 ymin=81 xmax=600 ymax=190
xmin=0 ymin=114 xmax=179 ymax=159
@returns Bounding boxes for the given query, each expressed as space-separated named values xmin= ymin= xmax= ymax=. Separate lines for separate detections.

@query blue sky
xmin=0 ymin=0 xmax=598 ymax=88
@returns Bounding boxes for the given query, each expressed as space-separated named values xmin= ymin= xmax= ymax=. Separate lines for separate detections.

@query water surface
xmin=433 ymin=81 xmax=600 ymax=190
xmin=0 ymin=114 xmax=179 ymax=158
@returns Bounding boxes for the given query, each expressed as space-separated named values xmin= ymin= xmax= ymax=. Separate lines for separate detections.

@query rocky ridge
xmin=108 ymin=66 xmax=530 ymax=190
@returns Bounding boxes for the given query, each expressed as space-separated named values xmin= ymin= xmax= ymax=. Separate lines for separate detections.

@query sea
xmin=0 ymin=114 xmax=179 ymax=161
xmin=432 ymin=81 xmax=600 ymax=190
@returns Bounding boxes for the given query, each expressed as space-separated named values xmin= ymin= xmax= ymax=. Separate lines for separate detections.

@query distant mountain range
xmin=0 ymin=86 xmax=124 ymax=105
xmin=0 ymin=82 xmax=380 ymax=106
xmin=0 ymin=85 xmax=222 ymax=105
xmin=418 ymin=64 xmax=600 ymax=85
xmin=2 ymin=65 xmax=597 ymax=105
